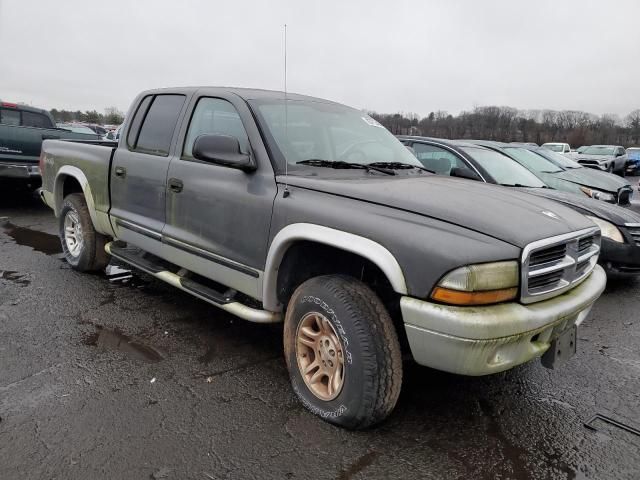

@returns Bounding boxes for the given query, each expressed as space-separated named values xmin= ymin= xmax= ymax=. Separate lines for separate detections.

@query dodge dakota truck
xmin=40 ymin=87 xmax=607 ymax=429
xmin=0 ymin=101 xmax=100 ymax=185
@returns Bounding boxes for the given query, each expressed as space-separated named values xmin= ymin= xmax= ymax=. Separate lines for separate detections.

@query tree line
xmin=369 ymin=107 xmax=640 ymax=147
xmin=48 ymin=106 xmax=124 ymax=126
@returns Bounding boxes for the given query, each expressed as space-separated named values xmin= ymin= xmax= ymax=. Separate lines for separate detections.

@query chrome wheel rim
xmin=64 ymin=210 xmax=83 ymax=257
xmin=295 ymin=312 xmax=345 ymax=401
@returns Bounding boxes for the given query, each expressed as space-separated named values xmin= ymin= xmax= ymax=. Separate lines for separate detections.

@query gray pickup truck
xmin=40 ymin=87 xmax=607 ymax=429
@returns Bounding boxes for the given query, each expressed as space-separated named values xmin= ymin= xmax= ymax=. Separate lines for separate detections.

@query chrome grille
xmin=521 ymin=228 xmax=601 ymax=304
xmin=529 ymin=244 xmax=566 ymax=267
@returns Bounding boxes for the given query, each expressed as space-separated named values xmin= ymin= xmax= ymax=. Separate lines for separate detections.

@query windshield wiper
xmin=296 ymin=159 xmax=395 ymax=175
xmin=498 ymin=183 xmax=548 ymax=188
xmin=367 ymin=162 xmax=434 ymax=174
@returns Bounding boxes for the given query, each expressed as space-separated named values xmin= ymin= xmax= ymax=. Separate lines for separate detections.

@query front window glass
xmin=503 ymin=147 xmax=563 ymax=173
xmin=412 ymin=143 xmax=468 ymax=175
xmin=22 ymin=111 xmax=53 ymax=128
xmin=583 ymin=146 xmax=615 ymax=155
xmin=461 ymin=147 xmax=546 ymax=187
xmin=183 ymin=98 xmax=249 ymax=158
xmin=250 ymin=99 xmax=420 ymax=173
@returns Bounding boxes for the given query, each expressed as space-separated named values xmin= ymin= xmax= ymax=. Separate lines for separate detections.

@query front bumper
xmin=578 ymin=160 xmax=608 ymax=171
xmin=600 ymin=234 xmax=640 ymax=276
xmin=0 ymin=163 xmax=41 ymax=179
xmin=401 ymin=265 xmax=606 ymax=376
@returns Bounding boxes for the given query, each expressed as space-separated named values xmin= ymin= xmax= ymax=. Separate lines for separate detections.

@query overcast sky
xmin=1 ymin=0 xmax=639 ymax=118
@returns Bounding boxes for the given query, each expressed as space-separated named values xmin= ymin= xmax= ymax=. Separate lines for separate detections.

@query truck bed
xmin=40 ymin=139 xmax=117 ymax=235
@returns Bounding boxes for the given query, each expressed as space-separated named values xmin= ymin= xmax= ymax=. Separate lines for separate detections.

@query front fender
xmin=262 ymin=223 xmax=408 ymax=311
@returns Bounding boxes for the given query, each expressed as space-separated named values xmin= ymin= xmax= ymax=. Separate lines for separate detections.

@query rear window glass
xmin=0 ymin=108 xmax=20 ymax=126
xmin=127 ymin=95 xmax=153 ymax=149
xmin=22 ymin=111 xmax=53 ymax=128
xmin=134 ymin=95 xmax=185 ymax=156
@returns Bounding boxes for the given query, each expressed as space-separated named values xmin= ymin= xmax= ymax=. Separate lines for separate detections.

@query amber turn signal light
xmin=431 ymin=287 xmax=518 ymax=306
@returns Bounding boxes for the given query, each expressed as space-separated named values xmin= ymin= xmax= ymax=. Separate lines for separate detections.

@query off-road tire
xmin=59 ymin=193 xmax=110 ymax=272
xmin=283 ymin=275 xmax=403 ymax=429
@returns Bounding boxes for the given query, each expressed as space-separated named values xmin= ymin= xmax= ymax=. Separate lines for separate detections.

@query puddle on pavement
xmin=0 ymin=270 xmax=30 ymax=286
xmin=85 ymin=326 xmax=164 ymax=363
xmin=1 ymin=221 xmax=62 ymax=255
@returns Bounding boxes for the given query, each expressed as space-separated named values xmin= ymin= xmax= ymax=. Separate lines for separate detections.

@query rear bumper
xmin=0 ymin=163 xmax=41 ymax=179
xmin=401 ymin=265 xmax=606 ymax=376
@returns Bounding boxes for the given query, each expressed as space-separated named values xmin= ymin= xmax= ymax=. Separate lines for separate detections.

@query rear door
xmin=110 ymin=93 xmax=188 ymax=246
xmin=161 ymin=93 xmax=277 ymax=298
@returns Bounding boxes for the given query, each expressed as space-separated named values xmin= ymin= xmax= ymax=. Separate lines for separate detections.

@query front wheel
xmin=283 ymin=275 xmax=403 ymax=429
xmin=59 ymin=193 xmax=110 ymax=271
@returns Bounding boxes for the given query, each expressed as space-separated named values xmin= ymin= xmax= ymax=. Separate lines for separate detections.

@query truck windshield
xmin=461 ymin=147 xmax=546 ymax=187
xmin=503 ymin=147 xmax=563 ymax=174
xmin=583 ymin=146 xmax=615 ymax=155
xmin=250 ymin=99 xmax=421 ymax=173
xmin=542 ymin=144 xmax=564 ymax=152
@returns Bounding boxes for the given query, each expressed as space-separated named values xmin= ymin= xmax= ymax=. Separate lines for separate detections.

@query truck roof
xmin=0 ymin=101 xmax=51 ymax=116
xmin=140 ymin=86 xmax=341 ymax=105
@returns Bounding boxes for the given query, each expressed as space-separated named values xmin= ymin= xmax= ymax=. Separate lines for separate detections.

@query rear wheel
xmin=59 ymin=193 xmax=110 ymax=272
xmin=283 ymin=275 xmax=403 ymax=429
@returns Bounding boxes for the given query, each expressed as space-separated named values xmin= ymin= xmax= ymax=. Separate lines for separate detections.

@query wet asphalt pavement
xmin=1 ymin=184 xmax=640 ymax=480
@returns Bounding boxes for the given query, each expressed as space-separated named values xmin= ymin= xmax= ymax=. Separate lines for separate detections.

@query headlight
xmin=431 ymin=261 xmax=519 ymax=306
xmin=580 ymin=186 xmax=615 ymax=203
xmin=585 ymin=215 xmax=624 ymax=243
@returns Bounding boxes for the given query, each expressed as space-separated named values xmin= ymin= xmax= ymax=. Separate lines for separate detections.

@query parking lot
xmin=0 ymin=183 xmax=639 ymax=480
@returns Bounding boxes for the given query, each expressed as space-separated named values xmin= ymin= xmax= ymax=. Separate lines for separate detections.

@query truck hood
xmin=280 ymin=174 xmax=595 ymax=248
xmin=518 ymin=187 xmax=640 ymax=226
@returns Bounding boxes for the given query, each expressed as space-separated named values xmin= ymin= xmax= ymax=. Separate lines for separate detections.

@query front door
xmin=110 ymin=94 xmax=187 ymax=244
xmin=162 ymin=94 xmax=277 ymax=299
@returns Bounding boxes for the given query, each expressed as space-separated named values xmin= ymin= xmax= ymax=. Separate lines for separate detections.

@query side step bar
xmin=105 ymin=242 xmax=281 ymax=324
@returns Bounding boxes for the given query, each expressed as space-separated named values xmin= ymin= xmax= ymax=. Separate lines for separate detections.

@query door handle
xmin=168 ymin=178 xmax=183 ymax=193
xmin=114 ymin=166 xmax=127 ymax=178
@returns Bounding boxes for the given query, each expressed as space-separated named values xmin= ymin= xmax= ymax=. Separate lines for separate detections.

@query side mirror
xmin=450 ymin=167 xmax=481 ymax=181
xmin=192 ymin=134 xmax=255 ymax=171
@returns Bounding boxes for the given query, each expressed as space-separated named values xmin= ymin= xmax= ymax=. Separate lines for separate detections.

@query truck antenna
xmin=283 ymin=23 xmax=290 ymax=198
